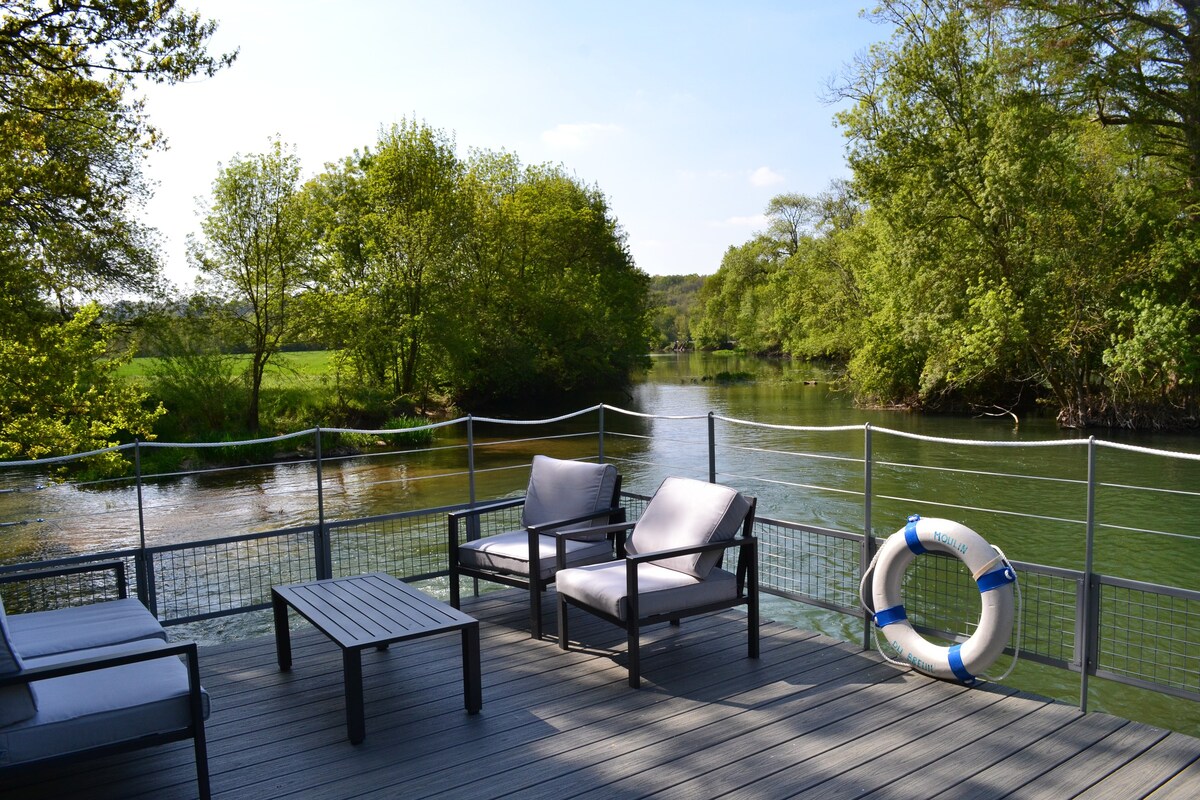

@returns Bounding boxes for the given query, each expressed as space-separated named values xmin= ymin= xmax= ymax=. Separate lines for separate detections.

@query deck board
xmin=7 ymin=588 xmax=1200 ymax=800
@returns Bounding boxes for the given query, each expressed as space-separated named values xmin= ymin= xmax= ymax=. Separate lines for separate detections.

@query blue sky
xmin=141 ymin=1 xmax=884 ymax=285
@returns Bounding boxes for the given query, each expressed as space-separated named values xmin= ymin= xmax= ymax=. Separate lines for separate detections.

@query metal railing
xmin=1 ymin=404 xmax=1198 ymax=722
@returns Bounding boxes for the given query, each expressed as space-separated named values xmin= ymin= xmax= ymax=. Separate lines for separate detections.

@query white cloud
xmin=749 ymin=166 xmax=784 ymax=187
xmin=541 ymin=122 xmax=623 ymax=150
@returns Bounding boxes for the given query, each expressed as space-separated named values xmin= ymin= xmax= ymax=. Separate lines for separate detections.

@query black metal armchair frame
xmin=0 ymin=561 xmax=210 ymax=800
xmin=554 ymin=497 xmax=758 ymax=688
xmin=447 ymin=475 xmax=623 ymax=639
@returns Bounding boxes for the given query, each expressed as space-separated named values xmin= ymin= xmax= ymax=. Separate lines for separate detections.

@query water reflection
xmin=3 ymin=352 xmax=1198 ymax=586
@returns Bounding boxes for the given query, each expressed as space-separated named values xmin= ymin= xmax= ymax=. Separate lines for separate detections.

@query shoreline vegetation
xmin=5 ymin=3 xmax=1200 ymax=482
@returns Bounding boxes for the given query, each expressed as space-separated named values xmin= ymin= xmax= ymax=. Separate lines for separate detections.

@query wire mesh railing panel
xmin=895 ymin=553 xmax=1079 ymax=669
xmin=757 ymin=519 xmax=861 ymax=613
xmin=1012 ymin=567 xmax=1079 ymax=667
xmin=0 ymin=556 xmax=136 ymax=614
xmin=329 ymin=510 xmax=451 ymax=580
xmin=902 ymin=551 xmax=984 ymax=643
xmin=620 ymin=493 xmax=650 ymax=524
xmin=475 ymin=506 xmax=524 ymax=540
xmin=152 ymin=529 xmax=318 ymax=623
xmin=1096 ymin=581 xmax=1200 ymax=699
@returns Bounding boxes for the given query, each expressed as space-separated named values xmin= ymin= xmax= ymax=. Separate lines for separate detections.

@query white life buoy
xmin=868 ymin=515 xmax=1016 ymax=685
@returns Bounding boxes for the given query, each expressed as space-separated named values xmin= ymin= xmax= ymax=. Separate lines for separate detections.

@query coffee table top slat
xmin=273 ymin=573 xmax=476 ymax=650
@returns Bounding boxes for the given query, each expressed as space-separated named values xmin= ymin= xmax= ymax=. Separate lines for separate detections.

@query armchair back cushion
xmin=626 ymin=477 xmax=753 ymax=579
xmin=0 ymin=597 xmax=38 ymax=727
xmin=522 ymin=456 xmax=619 ymax=542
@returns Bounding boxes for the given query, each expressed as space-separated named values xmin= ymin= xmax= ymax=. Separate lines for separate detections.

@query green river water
xmin=2 ymin=352 xmax=1198 ymax=734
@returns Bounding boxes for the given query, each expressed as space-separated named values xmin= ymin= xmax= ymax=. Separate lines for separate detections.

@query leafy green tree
xmin=694 ymin=193 xmax=823 ymax=353
xmin=361 ymin=121 xmax=469 ymax=398
xmin=833 ymin=0 xmax=1168 ymax=424
xmin=1012 ymin=0 xmax=1200 ymax=203
xmin=302 ymin=120 xmax=469 ymax=408
xmin=647 ymin=274 xmax=704 ymax=350
xmin=305 ymin=130 xmax=648 ymax=411
xmin=0 ymin=0 xmax=232 ymax=461
xmin=453 ymin=156 xmax=649 ymax=405
xmin=772 ymin=183 xmax=870 ymax=361
xmin=0 ymin=0 xmax=234 ymax=303
xmin=0 ymin=304 xmax=162 ymax=474
xmin=190 ymin=139 xmax=309 ymax=432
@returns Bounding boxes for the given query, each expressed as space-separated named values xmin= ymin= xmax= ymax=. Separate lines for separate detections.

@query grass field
xmin=119 ymin=350 xmax=337 ymax=388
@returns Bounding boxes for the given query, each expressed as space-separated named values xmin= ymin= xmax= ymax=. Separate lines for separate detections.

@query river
xmin=2 ymin=351 xmax=1199 ymax=733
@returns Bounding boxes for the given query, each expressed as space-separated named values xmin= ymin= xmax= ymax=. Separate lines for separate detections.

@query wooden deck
xmin=9 ymin=589 xmax=1200 ymax=800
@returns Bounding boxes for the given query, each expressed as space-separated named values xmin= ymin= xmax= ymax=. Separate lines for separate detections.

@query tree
xmin=191 ymin=140 xmax=308 ymax=433
xmin=361 ymin=121 xmax=469 ymax=398
xmin=832 ymin=0 xmax=1170 ymax=424
xmin=0 ymin=1 xmax=232 ymax=461
xmin=0 ymin=304 xmax=162 ymax=474
xmin=1012 ymin=1 xmax=1200 ymax=203
xmin=772 ymin=183 xmax=870 ymax=361
xmin=764 ymin=193 xmax=819 ymax=258
xmin=452 ymin=156 xmax=649 ymax=405
xmin=0 ymin=0 xmax=236 ymax=303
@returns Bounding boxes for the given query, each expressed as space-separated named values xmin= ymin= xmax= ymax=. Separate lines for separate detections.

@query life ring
xmin=868 ymin=515 xmax=1016 ymax=685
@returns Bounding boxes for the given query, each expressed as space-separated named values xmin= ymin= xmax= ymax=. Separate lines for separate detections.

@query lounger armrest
xmin=552 ymin=517 xmax=637 ymax=570
xmin=448 ymin=497 xmax=528 ymax=551
xmin=624 ymin=535 xmax=754 ymax=566
xmin=0 ymin=560 xmax=128 ymax=599
xmin=0 ymin=641 xmax=199 ymax=687
xmin=448 ymin=497 xmax=527 ymax=523
xmin=527 ymin=506 xmax=625 ymax=537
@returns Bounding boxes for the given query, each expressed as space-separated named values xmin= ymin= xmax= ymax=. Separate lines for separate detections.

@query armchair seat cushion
xmin=557 ymin=563 xmax=737 ymax=621
xmin=9 ymin=598 xmax=167 ymax=660
xmin=0 ymin=599 xmax=35 ymax=727
xmin=1 ymin=639 xmax=210 ymax=767
xmin=458 ymin=532 xmax=613 ymax=581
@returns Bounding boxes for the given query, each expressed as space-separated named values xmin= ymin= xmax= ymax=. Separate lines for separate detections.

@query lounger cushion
xmin=8 ymin=598 xmax=167 ymax=659
xmin=626 ymin=477 xmax=753 ymax=578
xmin=556 ymin=563 xmax=738 ymax=621
xmin=0 ymin=598 xmax=38 ymax=727
xmin=522 ymin=456 xmax=619 ymax=542
xmin=458 ymin=532 xmax=613 ymax=581
xmin=0 ymin=639 xmax=210 ymax=767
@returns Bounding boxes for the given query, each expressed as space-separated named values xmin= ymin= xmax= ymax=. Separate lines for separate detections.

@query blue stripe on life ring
xmin=948 ymin=644 xmax=976 ymax=685
xmin=977 ymin=565 xmax=1016 ymax=593
xmin=904 ymin=516 xmax=926 ymax=555
xmin=873 ymin=605 xmax=907 ymax=628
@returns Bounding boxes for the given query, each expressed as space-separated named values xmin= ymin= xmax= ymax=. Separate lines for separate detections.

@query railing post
xmin=133 ymin=439 xmax=155 ymax=614
xmin=314 ymin=427 xmax=332 ymax=580
xmin=707 ymin=412 xmax=716 ymax=483
xmin=598 ymin=405 xmax=605 ymax=463
xmin=1080 ymin=435 xmax=1098 ymax=712
xmin=467 ymin=415 xmax=477 ymax=505
xmin=861 ymin=423 xmax=875 ymax=650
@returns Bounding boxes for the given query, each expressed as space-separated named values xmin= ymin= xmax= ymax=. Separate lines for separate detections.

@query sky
xmin=140 ymin=1 xmax=885 ymax=287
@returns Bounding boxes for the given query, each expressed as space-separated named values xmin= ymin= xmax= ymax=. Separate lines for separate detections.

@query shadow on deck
xmin=8 ymin=589 xmax=1200 ymax=799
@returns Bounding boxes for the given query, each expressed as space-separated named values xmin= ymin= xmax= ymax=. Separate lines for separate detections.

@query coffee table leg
xmin=462 ymin=622 xmax=482 ymax=714
xmin=272 ymin=590 xmax=292 ymax=670
xmin=344 ymin=648 xmax=366 ymax=744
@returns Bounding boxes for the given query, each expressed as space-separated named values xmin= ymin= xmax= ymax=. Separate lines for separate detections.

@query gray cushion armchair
xmin=0 ymin=563 xmax=210 ymax=799
xmin=554 ymin=476 xmax=758 ymax=688
xmin=449 ymin=455 xmax=623 ymax=639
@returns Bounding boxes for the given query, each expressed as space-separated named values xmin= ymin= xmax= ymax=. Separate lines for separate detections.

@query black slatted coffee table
xmin=272 ymin=572 xmax=481 ymax=744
